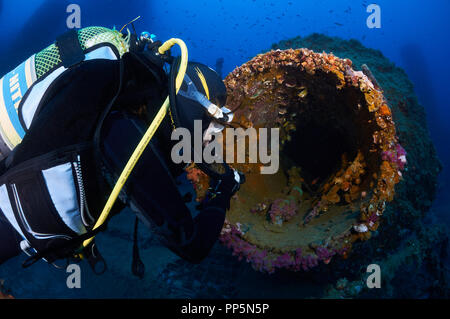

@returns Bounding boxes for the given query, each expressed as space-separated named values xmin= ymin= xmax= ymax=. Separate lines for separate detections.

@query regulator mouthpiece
xmin=140 ymin=31 xmax=156 ymax=43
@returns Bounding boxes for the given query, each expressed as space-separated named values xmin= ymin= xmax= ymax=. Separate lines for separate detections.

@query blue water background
xmin=1 ymin=0 xmax=447 ymax=206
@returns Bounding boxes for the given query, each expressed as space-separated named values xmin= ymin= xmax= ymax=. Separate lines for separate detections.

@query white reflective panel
xmin=0 ymin=184 xmax=26 ymax=239
xmin=84 ymin=45 xmax=118 ymax=61
xmin=42 ymin=163 xmax=86 ymax=235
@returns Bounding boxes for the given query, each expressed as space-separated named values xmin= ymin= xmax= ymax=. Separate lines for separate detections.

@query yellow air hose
xmin=82 ymin=38 xmax=188 ymax=248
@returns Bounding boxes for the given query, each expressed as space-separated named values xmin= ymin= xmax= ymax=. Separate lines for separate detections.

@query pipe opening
xmin=283 ymin=75 xmax=362 ymax=191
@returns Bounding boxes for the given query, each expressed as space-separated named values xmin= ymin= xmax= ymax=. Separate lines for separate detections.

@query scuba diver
xmin=0 ymin=25 xmax=244 ymax=276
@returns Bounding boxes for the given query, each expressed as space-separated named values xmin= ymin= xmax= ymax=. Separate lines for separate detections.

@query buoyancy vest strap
xmin=91 ymin=58 xmax=125 ymax=215
xmin=22 ymin=222 xmax=107 ymax=268
xmin=128 ymin=51 xmax=162 ymax=86
xmin=56 ymin=29 xmax=85 ymax=68
xmin=93 ymin=58 xmax=124 ymax=159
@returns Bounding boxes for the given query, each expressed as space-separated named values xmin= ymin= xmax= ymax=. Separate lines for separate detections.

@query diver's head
xmin=170 ymin=61 xmax=229 ymax=138
xmin=139 ymin=31 xmax=156 ymax=44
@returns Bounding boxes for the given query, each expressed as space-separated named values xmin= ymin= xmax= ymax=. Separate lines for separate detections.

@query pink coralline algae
xmin=303 ymin=201 xmax=322 ymax=225
xmin=367 ymin=211 xmax=380 ymax=226
xmin=268 ymin=199 xmax=298 ymax=225
xmin=297 ymin=254 xmax=319 ymax=271
xmin=220 ymin=225 xmax=274 ymax=273
xmin=382 ymin=143 xmax=407 ymax=170
xmin=315 ymin=246 xmax=336 ymax=264
xmin=220 ymin=224 xmax=335 ymax=273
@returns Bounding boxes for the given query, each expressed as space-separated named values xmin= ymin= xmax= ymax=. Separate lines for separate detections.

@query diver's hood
xmin=170 ymin=61 xmax=227 ymax=137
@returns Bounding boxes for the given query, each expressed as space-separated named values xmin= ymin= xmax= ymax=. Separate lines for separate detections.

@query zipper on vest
xmin=73 ymin=156 xmax=94 ymax=227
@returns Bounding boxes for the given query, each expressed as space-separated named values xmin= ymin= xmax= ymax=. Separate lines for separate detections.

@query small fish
xmin=311 ymin=178 xmax=319 ymax=185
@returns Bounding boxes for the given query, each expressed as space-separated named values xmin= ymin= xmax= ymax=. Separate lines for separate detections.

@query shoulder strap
xmin=56 ymin=29 xmax=85 ymax=68
xmin=90 ymin=58 xmax=125 ymax=206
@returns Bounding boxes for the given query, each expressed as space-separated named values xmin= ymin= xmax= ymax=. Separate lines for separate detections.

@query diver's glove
xmin=204 ymin=163 xmax=245 ymax=207
xmin=203 ymin=105 xmax=234 ymax=144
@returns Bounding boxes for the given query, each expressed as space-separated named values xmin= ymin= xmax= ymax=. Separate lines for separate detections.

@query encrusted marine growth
xmin=187 ymin=48 xmax=406 ymax=273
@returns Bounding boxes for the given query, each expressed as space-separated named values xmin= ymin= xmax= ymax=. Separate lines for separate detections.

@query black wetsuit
xmin=0 ymin=111 xmax=230 ymax=266
xmin=0 ymin=51 xmax=233 ymax=267
xmin=101 ymin=111 xmax=229 ymax=263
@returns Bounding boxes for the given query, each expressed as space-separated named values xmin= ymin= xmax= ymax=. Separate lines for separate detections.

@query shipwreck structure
xmin=187 ymin=48 xmax=407 ymax=273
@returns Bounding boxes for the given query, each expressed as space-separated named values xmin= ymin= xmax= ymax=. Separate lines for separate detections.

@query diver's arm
xmin=173 ymin=193 xmax=229 ymax=263
xmin=170 ymin=166 xmax=243 ymax=263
